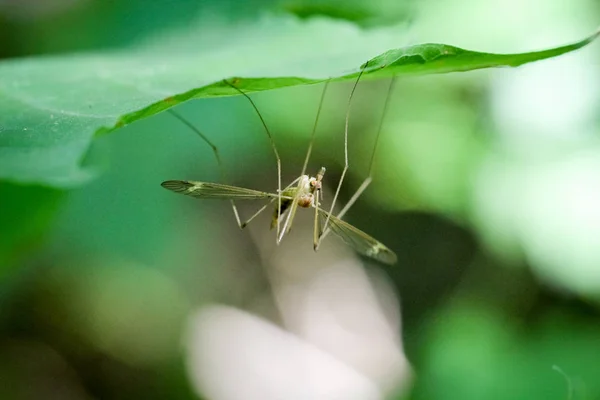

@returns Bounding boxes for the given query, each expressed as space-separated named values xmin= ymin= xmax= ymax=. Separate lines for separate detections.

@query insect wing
xmin=161 ymin=180 xmax=274 ymax=200
xmin=318 ymin=209 xmax=397 ymax=265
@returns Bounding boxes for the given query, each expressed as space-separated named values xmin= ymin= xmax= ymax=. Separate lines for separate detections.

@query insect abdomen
xmin=271 ymin=198 xmax=292 ymax=230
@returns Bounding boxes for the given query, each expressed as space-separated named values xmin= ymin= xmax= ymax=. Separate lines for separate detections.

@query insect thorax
xmin=270 ymin=174 xmax=320 ymax=228
xmin=281 ymin=175 xmax=315 ymax=209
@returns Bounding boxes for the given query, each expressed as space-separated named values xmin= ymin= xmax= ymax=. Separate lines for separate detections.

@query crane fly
xmin=161 ymin=63 xmax=398 ymax=265
xmin=161 ymin=169 xmax=396 ymax=265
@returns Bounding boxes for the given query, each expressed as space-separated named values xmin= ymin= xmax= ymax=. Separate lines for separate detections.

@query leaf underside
xmin=0 ymin=18 xmax=597 ymax=188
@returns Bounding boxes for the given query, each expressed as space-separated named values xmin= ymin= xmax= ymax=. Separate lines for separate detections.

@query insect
xmin=161 ymin=65 xmax=398 ymax=265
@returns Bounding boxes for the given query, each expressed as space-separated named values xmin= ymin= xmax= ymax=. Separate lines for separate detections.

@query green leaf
xmin=0 ymin=15 xmax=597 ymax=188
xmin=361 ymin=29 xmax=600 ymax=74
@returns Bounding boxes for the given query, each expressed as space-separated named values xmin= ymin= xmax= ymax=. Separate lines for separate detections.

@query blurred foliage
xmin=279 ymin=0 xmax=416 ymax=27
xmin=2 ymin=0 xmax=600 ymax=399
xmin=0 ymin=0 xmax=267 ymax=55
xmin=0 ymin=183 xmax=64 ymax=274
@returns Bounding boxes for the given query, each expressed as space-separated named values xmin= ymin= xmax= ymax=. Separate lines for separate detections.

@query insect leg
xmin=317 ymin=64 xmax=368 ymax=248
xmin=279 ymin=80 xmax=331 ymax=241
xmin=167 ymin=109 xmax=249 ymax=228
xmin=223 ymin=79 xmax=283 ymax=243
xmin=319 ymin=75 xmax=396 ymax=243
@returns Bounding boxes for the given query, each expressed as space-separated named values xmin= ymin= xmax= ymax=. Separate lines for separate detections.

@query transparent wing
xmin=161 ymin=180 xmax=283 ymax=200
xmin=317 ymin=208 xmax=397 ymax=265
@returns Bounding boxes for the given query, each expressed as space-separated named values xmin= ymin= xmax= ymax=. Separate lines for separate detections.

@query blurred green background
xmin=2 ymin=0 xmax=600 ymax=399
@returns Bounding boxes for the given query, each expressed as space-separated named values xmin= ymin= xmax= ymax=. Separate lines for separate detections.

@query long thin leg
xmin=301 ymin=80 xmax=330 ymax=176
xmin=224 ymin=79 xmax=283 ymax=243
xmin=317 ymin=65 xmax=368 ymax=249
xmin=320 ymin=76 xmax=397 ymax=242
xmin=168 ymin=109 xmax=245 ymax=228
xmin=279 ymin=80 xmax=331 ymax=241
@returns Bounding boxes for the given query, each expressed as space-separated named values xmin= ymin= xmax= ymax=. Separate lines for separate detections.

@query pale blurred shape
xmin=474 ymin=151 xmax=600 ymax=297
xmin=275 ymin=262 xmax=409 ymax=394
xmin=491 ymin=52 xmax=599 ymax=151
xmin=518 ymin=152 xmax=600 ymax=295
xmin=473 ymin=37 xmax=600 ymax=297
xmin=414 ymin=0 xmax=594 ymax=50
xmin=185 ymin=208 xmax=411 ymax=399
xmin=185 ymin=305 xmax=382 ymax=400
xmin=261 ymin=203 xmax=410 ymax=395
